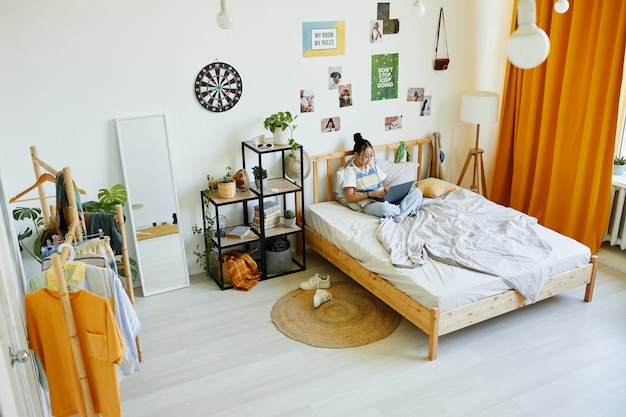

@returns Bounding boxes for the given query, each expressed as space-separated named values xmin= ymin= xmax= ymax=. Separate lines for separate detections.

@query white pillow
xmin=376 ymin=159 xmax=419 ymax=187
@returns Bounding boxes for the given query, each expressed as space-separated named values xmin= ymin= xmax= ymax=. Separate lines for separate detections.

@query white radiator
xmin=605 ymin=176 xmax=626 ymax=250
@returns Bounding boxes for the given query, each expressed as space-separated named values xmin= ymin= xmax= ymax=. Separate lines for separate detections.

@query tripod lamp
xmin=456 ymin=91 xmax=499 ymax=198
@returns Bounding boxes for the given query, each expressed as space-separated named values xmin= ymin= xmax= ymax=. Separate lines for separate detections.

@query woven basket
xmin=217 ymin=181 xmax=236 ymax=199
xmin=221 ymin=262 xmax=232 ymax=285
xmin=266 ymin=248 xmax=292 ymax=275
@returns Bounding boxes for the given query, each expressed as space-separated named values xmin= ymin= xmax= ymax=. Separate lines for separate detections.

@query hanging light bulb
xmin=411 ymin=0 xmax=426 ymax=18
xmin=506 ymin=0 xmax=550 ymax=69
xmin=554 ymin=0 xmax=570 ymax=14
xmin=216 ymin=0 xmax=234 ymax=30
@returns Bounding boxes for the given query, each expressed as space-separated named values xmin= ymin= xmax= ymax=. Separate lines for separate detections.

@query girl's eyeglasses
xmin=257 ymin=143 xmax=273 ymax=148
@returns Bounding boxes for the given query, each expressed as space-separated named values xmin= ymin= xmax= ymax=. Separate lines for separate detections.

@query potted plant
xmin=263 ymin=111 xmax=297 ymax=145
xmin=283 ymin=209 xmax=296 ymax=228
xmin=252 ymin=166 xmax=268 ymax=189
xmin=217 ymin=166 xmax=236 ymax=199
xmin=613 ymin=156 xmax=626 ymax=175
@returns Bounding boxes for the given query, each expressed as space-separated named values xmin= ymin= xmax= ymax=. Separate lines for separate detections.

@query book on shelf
xmin=253 ymin=201 xmax=279 ymax=212
xmin=226 ymin=225 xmax=254 ymax=239
xmin=254 ymin=205 xmax=280 ymax=215
xmin=252 ymin=214 xmax=281 ymax=229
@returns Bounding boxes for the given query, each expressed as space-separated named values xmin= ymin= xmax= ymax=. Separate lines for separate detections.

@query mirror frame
xmin=115 ymin=113 xmax=189 ymax=296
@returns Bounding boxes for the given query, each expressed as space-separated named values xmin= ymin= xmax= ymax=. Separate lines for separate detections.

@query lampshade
xmin=460 ymin=91 xmax=499 ymax=125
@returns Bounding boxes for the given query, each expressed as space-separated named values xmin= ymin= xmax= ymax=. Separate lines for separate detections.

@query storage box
xmin=266 ymin=248 xmax=292 ymax=275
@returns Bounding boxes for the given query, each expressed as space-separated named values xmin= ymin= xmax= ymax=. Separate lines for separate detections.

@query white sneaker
xmin=299 ymin=273 xmax=331 ymax=290
xmin=313 ymin=289 xmax=333 ymax=308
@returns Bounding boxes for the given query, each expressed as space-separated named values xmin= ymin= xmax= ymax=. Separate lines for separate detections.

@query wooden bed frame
xmin=303 ymin=134 xmax=598 ymax=360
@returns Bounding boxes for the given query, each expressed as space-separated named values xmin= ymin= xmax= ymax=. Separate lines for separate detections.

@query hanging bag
xmin=434 ymin=7 xmax=450 ymax=70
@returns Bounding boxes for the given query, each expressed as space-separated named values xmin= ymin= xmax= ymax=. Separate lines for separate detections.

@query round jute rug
xmin=271 ymin=281 xmax=401 ymax=348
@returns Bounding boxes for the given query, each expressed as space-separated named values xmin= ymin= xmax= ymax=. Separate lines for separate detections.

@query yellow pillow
xmin=416 ymin=178 xmax=457 ymax=198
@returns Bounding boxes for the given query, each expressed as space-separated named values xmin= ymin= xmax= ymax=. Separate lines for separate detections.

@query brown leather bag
xmin=434 ymin=7 xmax=450 ymax=71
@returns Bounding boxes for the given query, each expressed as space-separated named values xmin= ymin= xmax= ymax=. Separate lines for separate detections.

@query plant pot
xmin=613 ymin=164 xmax=626 ymax=176
xmin=273 ymin=127 xmax=288 ymax=145
xmin=283 ymin=217 xmax=296 ymax=228
xmin=255 ymin=178 xmax=268 ymax=189
xmin=217 ymin=181 xmax=236 ymax=199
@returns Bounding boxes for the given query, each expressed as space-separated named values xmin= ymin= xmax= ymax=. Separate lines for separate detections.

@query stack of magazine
xmin=252 ymin=201 xmax=280 ymax=229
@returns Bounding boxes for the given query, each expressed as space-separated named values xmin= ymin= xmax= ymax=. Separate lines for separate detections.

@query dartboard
xmin=194 ymin=62 xmax=243 ymax=112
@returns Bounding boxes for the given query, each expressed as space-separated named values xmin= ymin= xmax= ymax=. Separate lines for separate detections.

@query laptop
xmin=372 ymin=181 xmax=414 ymax=204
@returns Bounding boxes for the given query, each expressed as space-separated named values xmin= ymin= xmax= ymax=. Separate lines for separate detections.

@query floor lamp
xmin=456 ymin=91 xmax=499 ymax=198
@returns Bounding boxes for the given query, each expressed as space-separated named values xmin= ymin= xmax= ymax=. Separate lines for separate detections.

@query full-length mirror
xmin=115 ymin=114 xmax=189 ymax=296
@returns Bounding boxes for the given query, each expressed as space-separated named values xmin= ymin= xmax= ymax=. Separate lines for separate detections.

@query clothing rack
xmin=12 ymin=147 xmax=142 ymax=354
xmin=11 ymin=147 xmax=144 ymax=414
xmin=50 ymin=209 xmax=96 ymax=417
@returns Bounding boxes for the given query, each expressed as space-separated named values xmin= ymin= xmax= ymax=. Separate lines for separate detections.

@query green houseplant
xmin=217 ymin=166 xmax=236 ymax=198
xmin=252 ymin=166 xmax=268 ymax=188
xmin=283 ymin=209 xmax=296 ymax=228
xmin=614 ymin=156 xmax=626 ymax=175
xmin=263 ymin=111 xmax=297 ymax=145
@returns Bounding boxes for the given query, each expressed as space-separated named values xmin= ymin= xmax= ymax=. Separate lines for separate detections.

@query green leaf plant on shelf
xmin=263 ymin=111 xmax=297 ymax=143
xmin=252 ymin=166 xmax=268 ymax=188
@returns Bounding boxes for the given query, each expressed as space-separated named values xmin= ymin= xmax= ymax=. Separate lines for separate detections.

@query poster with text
xmin=302 ymin=21 xmax=346 ymax=58
xmin=371 ymin=53 xmax=398 ymax=101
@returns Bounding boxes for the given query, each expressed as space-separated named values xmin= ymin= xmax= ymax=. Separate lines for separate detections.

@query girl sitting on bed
xmin=343 ymin=133 xmax=423 ymax=223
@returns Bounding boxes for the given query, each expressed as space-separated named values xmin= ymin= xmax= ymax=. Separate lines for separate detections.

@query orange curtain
xmin=491 ymin=0 xmax=626 ymax=253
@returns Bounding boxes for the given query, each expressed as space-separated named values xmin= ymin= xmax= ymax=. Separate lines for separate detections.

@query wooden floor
xmin=120 ymin=247 xmax=626 ymax=417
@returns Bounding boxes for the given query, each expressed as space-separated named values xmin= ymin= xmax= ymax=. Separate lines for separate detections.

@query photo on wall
xmin=338 ymin=84 xmax=352 ymax=107
xmin=384 ymin=115 xmax=403 ymax=130
xmin=329 ymin=67 xmax=342 ymax=90
xmin=420 ymin=95 xmax=432 ymax=116
xmin=321 ymin=117 xmax=340 ymax=132
xmin=370 ymin=20 xmax=383 ymax=43
xmin=407 ymin=87 xmax=424 ymax=102
xmin=377 ymin=3 xmax=399 ymax=34
xmin=300 ymin=89 xmax=314 ymax=113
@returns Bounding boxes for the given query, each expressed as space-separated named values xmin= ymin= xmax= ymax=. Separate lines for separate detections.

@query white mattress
xmin=306 ymin=198 xmax=591 ymax=312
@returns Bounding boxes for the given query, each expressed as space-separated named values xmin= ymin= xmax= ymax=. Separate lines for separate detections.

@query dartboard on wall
xmin=194 ymin=62 xmax=243 ymax=112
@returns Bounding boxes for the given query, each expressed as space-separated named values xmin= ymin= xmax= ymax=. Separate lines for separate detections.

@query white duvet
xmin=377 ymin=188 xmax=552 ymax=301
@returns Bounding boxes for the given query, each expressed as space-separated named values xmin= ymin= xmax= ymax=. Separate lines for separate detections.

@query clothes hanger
xmin=9 ymin=172 xmax=56 ymax=203
xmin=10 ymin=172 xmax=87 ymax=204
xmin=45 ymin=243 xmax=84 ymax=291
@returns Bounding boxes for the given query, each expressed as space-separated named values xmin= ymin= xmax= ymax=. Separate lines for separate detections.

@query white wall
xmin=0 ymin=0 xmax=512 ymax=276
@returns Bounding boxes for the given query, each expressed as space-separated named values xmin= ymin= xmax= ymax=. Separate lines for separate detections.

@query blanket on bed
xmin=376 ymin=188 xmax=552 ymax=302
